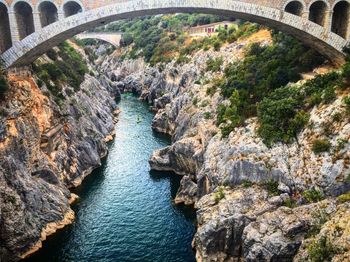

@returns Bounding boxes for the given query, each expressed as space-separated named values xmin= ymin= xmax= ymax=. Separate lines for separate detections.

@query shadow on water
xmin=149 ymin=170 xmax=197 ymax=223
xmin=71 ymin=158 xmax=108 ymax=198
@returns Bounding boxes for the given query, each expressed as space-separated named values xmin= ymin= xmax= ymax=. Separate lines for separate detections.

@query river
xmin=26 ymin=94 xmax=196 ymax=262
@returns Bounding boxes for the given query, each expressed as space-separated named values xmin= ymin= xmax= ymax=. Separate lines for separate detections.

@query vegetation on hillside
xmin=93 ymin=14 xmax=259 ymax=65
xmin=93 ymin=14 xmax=349 ymax=148
xmin=32 ymin=42 xmax=88 ymax=104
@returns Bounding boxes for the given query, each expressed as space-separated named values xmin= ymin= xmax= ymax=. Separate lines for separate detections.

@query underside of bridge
xmin=285 ymin=1 xmax=303 ymax=16
xmin=331 ymin=1 xmax=350 ymax=39
xmin=63 ymin=1 xmax=82 ymax=18
xmin=0 ymin=3 xmax=12 ymax=53
xmin=39 ymin=2 xmax=58 ymax=27
xmin=309 ymin=1 xmax=327 ymax=26
xmin=14 ymin=1 xmax=35 ymax=40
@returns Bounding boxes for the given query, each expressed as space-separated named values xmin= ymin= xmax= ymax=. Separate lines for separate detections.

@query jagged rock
xmin=243 ymin=200 xmax=336 ymax=262
xmin=194 ymin=186 xmax=280 ymax=261
xmin=278 ymin=182 xmax=291 ymax=194
xmin=149 ymin=137 xmax=202 ymax=175
xmin=175 ymin=176 xmax=197 ymax=205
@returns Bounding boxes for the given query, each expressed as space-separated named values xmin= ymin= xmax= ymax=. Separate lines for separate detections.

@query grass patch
xmin=307 ymin=236 xmax=335 ymax=262
xmin=261 ymin=179 xmax=281 ymax=196
xmin=214 ymin=187 xmax=225 ymax=204
xmin=312 ymin=139 xmax=331 ymax=154
xmin=303 ymin=189 xmax=324 ymax=203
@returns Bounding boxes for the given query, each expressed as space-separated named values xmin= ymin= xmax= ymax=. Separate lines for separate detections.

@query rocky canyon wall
xmin=99 ymin=30 xmax=350 ymax=261
xmin=0 ymin=42 xmax=119 ymax=261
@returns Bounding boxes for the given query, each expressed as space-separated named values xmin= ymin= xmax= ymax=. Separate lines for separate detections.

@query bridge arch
xmin=76 ymin=33 xmax=123 ymax=47
xmin=9 ymin=0 xmax=34 ymax=11
xmin=284 ymin=0 xmax=306 ymax=16
xmin=308 ymin=0 xmax=330 ymax=27
xmin=38 ymin=1 xmax=59 ymax=27
xmin=0 ymin=0 xmax=8 ymax=8
xmin=1 ymin=0 xmax=348 ymax=68
xmin=12 ymin=1 xmax=35 ymax=40
xmin=36 ymin=0 xmax=59 ymax=13
xmin=331 ymin=0 xmax=350 ymax=39
xmin=62 ymin=0 xmax=83 ymax=18
xmin=0 ymin=0 xmax=11 ymax=52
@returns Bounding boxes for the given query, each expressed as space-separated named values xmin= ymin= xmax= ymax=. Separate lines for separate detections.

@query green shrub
xmin=192 ymin=97 xmax=198 ymax=106
xmin=206 ymin=86 xmax=217 ymax=96
xmin=38 ymin=69 xmax=50 ymax=84
xmin=36 ymin=79 xmax=43 ymax=87
xmin=336 ymin=138 xmax=347 ymax=151
xmin=332 ymin=112 xmax=342 ymax=122
xmin=303 ymin=189 xmax=324 ymax=203
xmin=203 ymin=112 xmax=212 ymax=119
xmin=307 ymin=236 xmax=335 ymax=262
xmin=306 ymin=209 xmax=330 ymax=238
xmin=343 ymin=95 xmax=350 ymax=113
xmin=341 ymin=61 xmax=350 ymax=82
xmin=312 ymin=139 xmax=331 ymax=154
xmin=176 ymin=55 xmax=191 ymax=65
xmin=200 ymin=100 xmax=210 ymax=107
xmin=213 ymin=40 xmax=222 ymax=51
xmin=242 ymin=180 xmax=253 ymax=188
xmin=257 ymin=89 xmax=309 ymax=145
xmin=216 ymin=90 xmax=244 ymax=137
xmin=214 ymin=187 xmax=225 ymax=203
xmin=337 ymin=192 xmax=350 ymax=204
xmin=41 ymin=63 xmax=63 ymax=81
xmin=206 ymin=57 xmax=223 ymax=72
xmin=46 ymin=49 xmax=57 ymax=61
xmin=283 ymin=198 xmax=297 ymax=208
xmin=262 ymin=179 xmax=280 ymax=196
xmin=0 ymin=74 xmax=8 ymax=98
xmin=322 ymin=86 xmax=336 ymax=104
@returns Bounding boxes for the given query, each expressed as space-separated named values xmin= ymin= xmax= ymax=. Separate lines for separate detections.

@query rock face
xmin=100 ymin=30 xmax=350 ymax=261
xmin=0 ymin=46 xmax=118 ymax=261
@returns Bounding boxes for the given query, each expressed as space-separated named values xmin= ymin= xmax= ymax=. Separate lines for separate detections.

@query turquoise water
xmin=26 ymin=94 xmax=196 ymax=262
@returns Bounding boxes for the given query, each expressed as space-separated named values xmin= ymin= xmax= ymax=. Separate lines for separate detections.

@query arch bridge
xmin=0 ymin=0 xmax=350 ymax=68
xmin=75 ymin=32 xmax=123 ymax=47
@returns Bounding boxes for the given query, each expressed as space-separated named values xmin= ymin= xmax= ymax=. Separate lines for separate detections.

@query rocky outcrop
xmin=100 ymin=29 xmax=350 ymax=261
xmin=0 ymin=45 xmax=118 ymax=261
xmin=174 ymin=176 xmax=197 ymax=205
xmin=193 ymin=186 xmax=342 ymax=262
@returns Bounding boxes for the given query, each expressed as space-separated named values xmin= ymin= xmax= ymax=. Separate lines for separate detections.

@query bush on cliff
xmin=0 ymin=74 xmax=8 ymax=99
xmin=312 ymin=139 xmax=332 ymax=154
xmin=34 ymin=42 xmax=88 ymax=95
xmin=0 ymin=61 xmax=8 ymax=99
xmin=206 ymin=57 xmax=223 ymax=72
xmin=213 ymin=30 xmax=350 ymax=144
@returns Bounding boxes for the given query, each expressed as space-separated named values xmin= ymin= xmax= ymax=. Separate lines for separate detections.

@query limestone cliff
xmin=0 ymin=43 xmax=118 ymax=261
xmin=99 ymin=29 xmax=350 ymax=261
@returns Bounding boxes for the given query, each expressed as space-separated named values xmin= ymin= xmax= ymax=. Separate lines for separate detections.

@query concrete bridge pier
xmin=324 ymin=10 xmax=333 ymax=33
xmin=33 ymin=11 xmax=42 ymax=32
